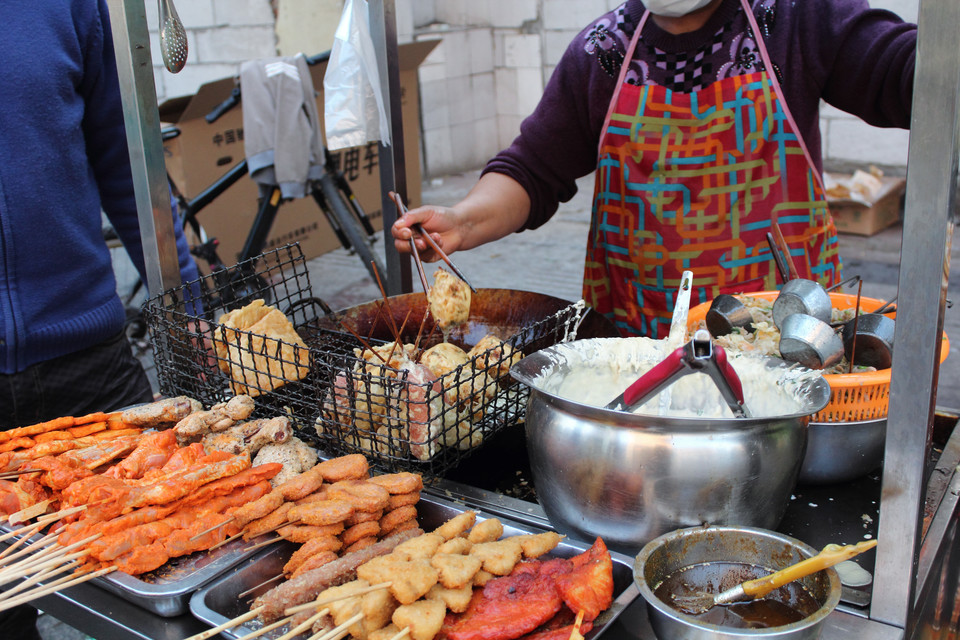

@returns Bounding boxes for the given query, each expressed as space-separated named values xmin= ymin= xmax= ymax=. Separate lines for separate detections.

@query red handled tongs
xmin=605 ymin=329 xmax=751 ymax=418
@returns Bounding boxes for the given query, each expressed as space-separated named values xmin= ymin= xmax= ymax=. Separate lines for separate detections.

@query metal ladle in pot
xmin=778 ymin=313 xmax=845 ymax=370
xmin=606 ymin=329 xmax=751 ymax=418
xmin=842 ymin=313 xmax=895 ymax=369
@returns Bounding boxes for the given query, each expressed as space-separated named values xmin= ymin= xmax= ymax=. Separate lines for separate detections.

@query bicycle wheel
xmin=316 ymin=173 xmax=386 ymax=281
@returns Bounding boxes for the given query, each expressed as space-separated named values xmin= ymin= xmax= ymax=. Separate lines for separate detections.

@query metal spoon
xmin=159 ymin=0 xmax=188 ymax=73
xmin=670 ymin=539 xmax=877 ymax=616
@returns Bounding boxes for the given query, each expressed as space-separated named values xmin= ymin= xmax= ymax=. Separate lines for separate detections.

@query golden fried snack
xmin=295 ymin=486 xmax=330 ymax=506
xmin=289 ymin=499 xmax=355 ymax=527
xmin=430 ymin=553 xmax=482 ymax=589
xmin=370 ymin=624 xmax=402 ymax=640
xmin=427 ymin=583 xmax=473 ymax=613
xmin=466 ymin=518 xmax=503 ymax=543
xmin=356 ymin=554 xmax=405 ymax=586
xmin=243 ymin=502 xmax=294 ymax=540
xmin=393 ymin=533 xmax=444 ymax=561
xmin=390 ymin=519 xmax=420 ymax=536
xmin=392 ymin=598 xmax=446 ymax=640
xmin=284 ymin=535 xmax=344 ymax=575
xmin=437 ymin=537 xmax=472 ymax=556
xmin=316 ymin=454 xmax=369 ymax=482
xmin=517 ymin=531 xmax=564 ymax=558
xmin=380 ymin=506 xmax=418 ymax=535
xmin=420 ymin=342 xmax=469 ymax=377
xmin=228 ymin=489 xmax=284 ymax=527
xmin=277 ymin=463 xmax=326 ymax=501
xmin=434 ymin=511 xmax=476 ymax=540
xmin=214 ymin=300 xmax=310 ymax=397
xmin=469 ymin=539 xmax=523 ymax=576
xmin=345 ymin=509 xmax=382 ymax=527
xmin=387 ymin=492 xmax=420 ymax=511
xmin=429 ymin=268 xmax=471 ymax=331
xmin=368 ymin=472 xmax=424 ymax=495
xmin=468 ymin=334 xmax=523 ymax=378
xmin=321 ymin=580 xmax=368 ymax=628
xmin=344 ymin=536 xmax=378 ymax=555
xmin=280 ymin=526 xmax=345 ymax=546
xmin=342 ymin=521 xmax=381 ymax=547
xmin=291 ymin=550 xmax=338 ymax=579
xmin=391 ymin=559 xmax=440 ymax=605
xmin=473 ymin=569 xmax=495 ymax=587
xmin=361 ymin=584 xmax=399 ymax=635
xmin=327 ymin=479 xmax=390 ymax=513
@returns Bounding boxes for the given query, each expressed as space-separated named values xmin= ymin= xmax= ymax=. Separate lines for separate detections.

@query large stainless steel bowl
xmin=798 ymin=418 xmax=886 ymax=485
xmin=511 ymin=338 xmax=830 ymax=555
xmin=635 ymin=525 xmax=841 ymax=640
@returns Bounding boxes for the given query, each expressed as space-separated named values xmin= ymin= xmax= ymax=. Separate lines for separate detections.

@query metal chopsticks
xmin=389 ymin=191 xmax=477 ymax=293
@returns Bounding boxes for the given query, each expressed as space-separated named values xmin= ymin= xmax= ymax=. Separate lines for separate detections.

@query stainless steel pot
xmin=634 ymin=525 xmax=841 ymax=640
xmin=511 ymin=339 xmax=830 ymax=554
xmin=798 ymin=418 xmax=886 ymax=485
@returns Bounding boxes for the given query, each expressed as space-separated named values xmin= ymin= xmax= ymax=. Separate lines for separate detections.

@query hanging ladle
xmin=605 ymin=329 xmax=751 ymax=418
xmin=159 ymin=0 xmax=189 ymax=73
xmin=669 ymin=539 xmax=877 ymax=616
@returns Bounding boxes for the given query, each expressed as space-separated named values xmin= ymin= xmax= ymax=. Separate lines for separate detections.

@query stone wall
xmin=146 ymin=0 xmax=919 ymax=178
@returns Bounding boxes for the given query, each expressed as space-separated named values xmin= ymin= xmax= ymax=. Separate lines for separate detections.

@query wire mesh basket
xmin=144 ymin=243 xmax=593 ymax=476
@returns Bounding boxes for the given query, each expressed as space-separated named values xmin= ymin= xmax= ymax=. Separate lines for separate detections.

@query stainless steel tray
xmin=0 ymin=522 xmax=265 ymax=617
xmin=190 ymin=492 xmax=640 ymax=639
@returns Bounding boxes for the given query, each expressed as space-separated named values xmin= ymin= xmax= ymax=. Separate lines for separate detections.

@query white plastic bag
xmin=323 ymin=0 xmax=391 ymax=150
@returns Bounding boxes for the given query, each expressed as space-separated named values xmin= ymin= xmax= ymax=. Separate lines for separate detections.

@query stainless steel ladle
xmin=159 ymin=0 xmax=188 ymax=73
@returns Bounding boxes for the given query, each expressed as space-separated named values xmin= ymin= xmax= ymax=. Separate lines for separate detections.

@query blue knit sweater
xmin=0 ymin=0 xmax=199 ymax=374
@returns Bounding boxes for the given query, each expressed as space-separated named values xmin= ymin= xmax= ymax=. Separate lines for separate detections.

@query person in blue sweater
xmin=0 ymin=1 xmax=199 ymax=637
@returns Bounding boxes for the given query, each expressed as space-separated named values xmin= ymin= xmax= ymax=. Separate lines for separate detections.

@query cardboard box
xmin=827 ymin=175 xmax=906 ymax=236
xmin=158 ymin=40 xmax=438 ymax=267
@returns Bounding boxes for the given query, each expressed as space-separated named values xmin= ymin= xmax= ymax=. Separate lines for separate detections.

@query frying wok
xmin=312 ymin=288 xmax=620 ymax=349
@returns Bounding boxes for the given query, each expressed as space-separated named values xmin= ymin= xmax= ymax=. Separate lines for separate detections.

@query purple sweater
xmin=485 ymin=0 xmax=916 ymax=230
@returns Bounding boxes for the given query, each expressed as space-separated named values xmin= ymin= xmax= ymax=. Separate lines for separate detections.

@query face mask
xmin=643 ymin=0 xmax=715 ymax=18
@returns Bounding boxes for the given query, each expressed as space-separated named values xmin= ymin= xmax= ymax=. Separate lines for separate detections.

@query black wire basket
xmin=144 ymin=243 xmax=593 ymax=476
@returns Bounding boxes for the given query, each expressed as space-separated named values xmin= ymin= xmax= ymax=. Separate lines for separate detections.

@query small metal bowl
xmin=635 ymin=525 xmax=841 ymax=640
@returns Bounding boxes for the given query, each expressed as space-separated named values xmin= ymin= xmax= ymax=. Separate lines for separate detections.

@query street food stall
xmin=3 ymin=0 xmax=959 ymax=638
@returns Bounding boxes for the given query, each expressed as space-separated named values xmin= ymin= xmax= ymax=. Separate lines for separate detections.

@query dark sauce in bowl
xmin=653 ymin=561 xmax=822 ymax=629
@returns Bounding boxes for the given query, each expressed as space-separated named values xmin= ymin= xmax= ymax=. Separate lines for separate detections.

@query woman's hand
xmin=391 ymin=204 xmax=464 ymax=263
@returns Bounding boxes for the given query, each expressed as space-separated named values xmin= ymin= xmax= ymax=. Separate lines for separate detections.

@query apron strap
xmin=597 ymin=12 xmax=650 ymax=158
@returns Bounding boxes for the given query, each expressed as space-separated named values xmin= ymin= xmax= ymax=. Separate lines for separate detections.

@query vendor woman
xmin=392 ymin=0 xmax=916 ymax=338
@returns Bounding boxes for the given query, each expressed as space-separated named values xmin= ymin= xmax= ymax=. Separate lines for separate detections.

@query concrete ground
xmin=40 ymin=170 xmax=960 ymax=640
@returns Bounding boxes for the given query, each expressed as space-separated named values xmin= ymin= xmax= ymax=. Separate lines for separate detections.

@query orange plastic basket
xmin=687 ymin=291 xmax=950 ymax=423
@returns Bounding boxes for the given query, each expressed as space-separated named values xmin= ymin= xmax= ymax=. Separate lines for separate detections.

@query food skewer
xmin=0 ymin=469 xmax=43 ymax=480
xmin=182 ymin=604 xmax=266 ymax=640
xmin=208 ymin=530 xmax=244 ymax=552
xmin=390 ymin=190 xmax=477 ymax=293
xmin=0 ymin=504 xmax=86 ymax=544
xmin=304 ymin=611 xmax=362 ymax=640
xmin=284 ymin=580 xmax=393 ymax=616
xmin=6 ymin=499 xmax=54 ymax=526
xmin=275 ymin=607 xmax=333 ymax=640
xmin=233 ymin=613 xmax=296 ymax=640
xmin=238 ymin=572 xmax=285 ymax=599
xmin=0 ymin=531 xmax=59 ymax=567
xmin=389 ymin=628 xmax=411 ymax=640
xmin=245 ymin=535 xmax=283 ymax=552
xmin=0 ymin=532 xmax=100 ymax=584
xmin=0 ymin=565 xmax=116 ymax=614
xmin=0 ymin=558 xmax=82 ymax=603
xmin=189 ymin=516 xmax=234 ymax=541
xmin=391 ymin=192 xmax=431 ymax=295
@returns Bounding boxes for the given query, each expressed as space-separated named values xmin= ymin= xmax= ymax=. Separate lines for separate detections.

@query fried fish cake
xmin=368 ymin=472 xmax=423 ymax=495
xmin=342 ymin=521 xmax=381 ymax=547
xmin=466 ymin=517 xmax=503 ymax=543
xmin=392 ymin=598 xmax=447 ymax=640
xmin=327 ymin=479 xmax=390 ymax=513
xmin=380 ymin=505 xmax=418 ymax=535
xmin=434 ymin=510 xmax=476 ymax=540
xmin=290 ymin=550 xmax=338 ymax=579
xmin=427 ymin=582 xmax=473 ymax=613
xmin=430 ymin=553 xmax=482 ymax=589
xmin=469 ymin=539 xmax=523 ymax=575
xmin=517 ymin=531 xmax=564 ymax=558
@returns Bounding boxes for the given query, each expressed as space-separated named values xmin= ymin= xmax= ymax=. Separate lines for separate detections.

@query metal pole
xmin=106 ymin=0 xmax=182 ymax=296
xmin=872 ymin=0 xmax=960 ymax=629
xmin=368 ymin=0 xmax=412 ymax=296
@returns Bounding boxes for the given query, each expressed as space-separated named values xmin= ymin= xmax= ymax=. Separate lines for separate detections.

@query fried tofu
xmin=473 ymin=569 xmax=495 ymax=587
xmin=469 ymin=539 xmax=523 ymax=575
xmin=430 ymin=553 xmax=483 ymax=589
xmin=361 ymin=585 xmax=399 ymax=635
xmin=434 ymin=510 xmax=476 ymax=540
xmin=370 ymin=624 xmax=402 ymax=640
xmin=437 ymin=537 xmax=473 ymax=556
xmin=393 ymin=532 xmax=444 ymax=560
xmin=517 ymin=531 xmax=564 ymax=558
xmin=427 ymin=583 xmax=474 ymax=613
xmin=357 ymin=555 xmax=439 ymax=605
xmin=319 ymin=579 xmax=369 ymax=627
xmin=466 ymin=518 xmax=503 ymax=543
xmin=392 ymin=598 xmax=447 ymax=640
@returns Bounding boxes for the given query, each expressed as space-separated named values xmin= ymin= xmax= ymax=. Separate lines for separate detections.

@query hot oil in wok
xmin=654 ymin=561 xmax=821 ymax=629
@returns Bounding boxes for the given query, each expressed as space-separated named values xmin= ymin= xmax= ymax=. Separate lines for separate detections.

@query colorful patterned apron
xmin=584 ymin=0 xmax=841 ymax=338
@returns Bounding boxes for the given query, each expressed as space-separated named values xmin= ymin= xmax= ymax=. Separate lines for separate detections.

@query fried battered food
xmin=228 ymin=489 xmax=285 ymax=527
xmin=420 ymin=343 xmax=469 ymax=377
xmin=391 ymin=519 xmax=421 ymax=536
xmin=431 ymin=553 xmax=483 ymax=589
xmin=381 ymin=506 xmax=418 ymax=535
xmin=389 ymin=559 xmax=439 ymax=604
xmin=174 ymin=395 xmax=255 ymax=442
xmin=469 ymin=539 xmax=523 ymax=576
xmin=252 ymin=436 xmax=318 ymax=487
xmin=214 ymin=299 xmax=311 ymax=397
xmin=321 ymin=579 xmax=369 ymax=628
xmin=467 ymin=335 xmax=523 ymax=378
xmin=429 ymin=267 xmax=471 ymax=331
xmin=344 ymin=536 xmax=378 ymax=555
xmin=327 ymin=479 xmax=390 ymax=513
xmin=343 ymin=521 xmax=381 ymax=546
xmin=295 ymin=487 xmax=330 ymax=506
xmin=473 ymin=570 xmax=495 ymax=587
xmin=121 ymin=396 xmax=201 ymax=427
xmin=370 ymin=624 xmax=403 ymax=640
xmin=437 ymin=537 xmax=472 ymax=556
xmin=387 ymin=492 xmax=421 ymax=511
xmin=317 ymin=454 xmax=369 ymax=482
xmin=291 ymin=550 xmax=339 ymax=579
xmin=285 ymin=535 xmax=344 ymax=574
xmin=467 ymin=518 xmax=503 ymax=543
xmin=243 ymin=501 xmax=294 ymax=540
xmin=360 ymin=582 xmax=399 ymax=635
xmin=345 ymin=509 xmax=382 ymax=526
xmin=393 ymin=532 xmax=444 ymax=561
xmin=435 ymin=510 xmax=476 ymax=540
xmin=279 ymin=526 xmax=344 ymax=546
xmin=427 ymin=583 xmax=473 ymax=613
xmin=291 ymin=498 xmax=355 ymax=527
xmin=517 ymin=532 xmax=564 ymax=559
xmin=367 ymin=472 xmax=423 ymax=495
xmin=278 ymin=463 xmax=326 ymax=501
xmin=392 ymin=598 xmax=446 ymax=640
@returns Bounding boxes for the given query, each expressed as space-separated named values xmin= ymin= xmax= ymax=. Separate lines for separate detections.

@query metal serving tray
xmin=190 ymin=492 xmax=640 ymax=639
xmin=0 ymin=523 xmax=265 ymax=617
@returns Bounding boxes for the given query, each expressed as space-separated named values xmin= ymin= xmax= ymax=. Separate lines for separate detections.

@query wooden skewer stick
xmin=0 ymin=549 xmax=89 ymax=589
xmin=0 ymin=530 xmax=58 ymax=567
xmin=0 ymin=532 xmax=99 ymax=583
xmin=182 ymin=604 xmax=266 ymax=640
xmin=238 ymin=573 xmax=284 ymax=599
xmin=275 ymin=607 xmax=333 ymax=640
xmin=6 ymin=499 xmax=53 ymax=526
xmin=244 ymin=536 xmax=282 ymax=552
xmin=232 ymin=613 xmax=295 ymax=640
xmin=189 ymin=516 xmax=234 ymax=542
xmin=0 ymin=522 xmax=46 ymax=564
xmin=0 ymin=565 xmax=116 ymax=614
xmin=285 ymin=581 xmax=393 ymax=616
xmin=0 ymin=558 xmax=81 ymax=603
xmin=389 ymin=627 xmax=411 ymax=640
xmin=0 ymin=503 xmax=88 ymax=545
xmin=310 ymin=612 xmax=364 ymax=640
xmin=207 ymin=530 xmax=244 ymax=552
